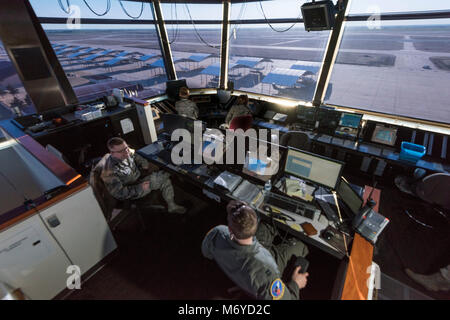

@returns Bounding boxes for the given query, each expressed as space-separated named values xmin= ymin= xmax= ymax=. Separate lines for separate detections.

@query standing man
xmin=202 ymin=200 xmax=309 ymax=299
xmin=101 ymin=137 xmax=186 ymax=214
xmin=175 ymin=87 xmax=199 ymax=120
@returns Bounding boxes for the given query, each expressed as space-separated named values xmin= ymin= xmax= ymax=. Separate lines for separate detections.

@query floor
xmin=65 ymin=173 xmax=450 ymax=300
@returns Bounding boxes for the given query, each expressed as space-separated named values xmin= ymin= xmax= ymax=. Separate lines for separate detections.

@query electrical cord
xmin=82 ymin=0 xmax=111 ymax=17
xmin=169 ymin=2 xmax=180 ymax=44
xmin=118 ymin=0 xmax=144 ymax=19
xmin=258 ymin=1 xmax=302 ymax=33
xmin=58 ymin=0 xmax=71 ymax=14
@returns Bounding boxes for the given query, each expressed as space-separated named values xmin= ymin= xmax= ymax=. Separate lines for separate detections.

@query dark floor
xmin=66 ymin=174 xmax=450 ymax=300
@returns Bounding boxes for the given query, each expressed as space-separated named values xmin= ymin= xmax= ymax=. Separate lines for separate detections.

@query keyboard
xmin=265 ymin=192 xmax=319 ymax=220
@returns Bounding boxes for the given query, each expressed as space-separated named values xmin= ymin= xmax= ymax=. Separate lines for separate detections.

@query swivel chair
xmin=89 ymin=154 xmax=164 ymax=231
xmin=395 ymin=169 xmax=450 ymax=210
xmin=280 ymin=131 xmax=311 ymax=151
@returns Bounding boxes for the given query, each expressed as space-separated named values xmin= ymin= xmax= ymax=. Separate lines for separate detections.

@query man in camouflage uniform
xmin=225 ymin=94 xmax=252 ymax=127
xmin=202 ymin=200 xmax=309 ymax=300
xmin=101 ymin=137 xmax=186 ymax=214
xmin=175 ymin=87 xmax=199 ymax=120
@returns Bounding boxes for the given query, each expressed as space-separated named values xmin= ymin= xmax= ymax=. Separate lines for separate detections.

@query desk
xmin=340 ymin=186 xmax=380 ymax=300
xmin=138 ymin=136 xmax=349 ymax=260
xmin=253 ymin=119 xmax=450 ymax=174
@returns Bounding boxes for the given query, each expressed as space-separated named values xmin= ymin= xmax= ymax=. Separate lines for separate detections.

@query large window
xmin=227 ymin=1 xmax=329 ymax=102
xmin=29 ymin=1 xmax=167 ymax=99
xmin=228 ymin=24 xmax=329 ymax=102
xmin=0 ymin=39 xmax=36 ymax=120
xmin=162 ymin=3 xmax=222 ymax=88
xmin=325 ymin=18 xmax=450 ymax=124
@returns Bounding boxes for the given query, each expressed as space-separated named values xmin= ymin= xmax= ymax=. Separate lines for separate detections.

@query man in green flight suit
xmin=202 ymin=199 xmax=309 ymax=300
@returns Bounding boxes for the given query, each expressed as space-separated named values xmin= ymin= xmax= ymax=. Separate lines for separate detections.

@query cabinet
xmin=0 ymin=186 xmax=117 ymax=300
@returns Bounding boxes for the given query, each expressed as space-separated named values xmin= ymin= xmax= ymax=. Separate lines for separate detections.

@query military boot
xmin=405 ymin=268 xmax=450 ymax=292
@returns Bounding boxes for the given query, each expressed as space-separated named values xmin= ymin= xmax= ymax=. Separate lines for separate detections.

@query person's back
xmin=202 ymin=200 xmax=308 ymax=300
xmin=202 ymin=225 xmax=283 ymax=299
xmin=225 ymin=94 xmax=252 ymax=126
xmin=175 ymin=87 xmax=199 ymax=119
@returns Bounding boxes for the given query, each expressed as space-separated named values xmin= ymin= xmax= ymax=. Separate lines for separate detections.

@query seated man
xmin=224 ymin=94 xmax=252 ymax=128
xmin=175 ymin=87 xmax=199 ymax=120
xmin=101 ymin=137 xmax=186 ymax=214
xmin=202 ymin=200 xmax=309 ymax=300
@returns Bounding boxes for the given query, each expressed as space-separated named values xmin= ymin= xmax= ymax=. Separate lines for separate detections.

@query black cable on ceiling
xmin=82 ymin=0 xmax=111 ymax=17
xmin=58 ymin=0 xmax=71 ymax=14
xmin=259 ymin=0 xmax=301 ymax=33
xmin=184 ymin=3 xmax=220 ymax=49
xmin=119 ymin=0 xmax=144 ymax=19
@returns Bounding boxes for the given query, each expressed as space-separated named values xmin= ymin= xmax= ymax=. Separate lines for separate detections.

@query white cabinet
xmin=39 ymin=186 xmax=117 ymax=273
xmin=0 ymin=186 xmax=117 ymax=300
xmin=0 ymin=214 xmax=71 ymax=300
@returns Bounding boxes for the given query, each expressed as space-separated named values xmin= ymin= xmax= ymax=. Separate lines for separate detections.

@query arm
xmin=201 ymin=227 xmax=218 ymax=260
xmin=133 ymin=151 xmax=149 ymax=171
xmin=101 ymin=170 xmax=148 ymax=201
xmin=225 ymin=106 xmax=236 ymax=125
xmin=254 ymin=273 xmax=301 ymax=300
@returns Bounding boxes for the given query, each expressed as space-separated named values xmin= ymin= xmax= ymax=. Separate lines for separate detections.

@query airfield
xmin=1 ymin=25 xmax=450 ymax=124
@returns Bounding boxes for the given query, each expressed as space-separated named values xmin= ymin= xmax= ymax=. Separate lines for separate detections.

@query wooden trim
xmin=0 ymin=181 xmax=88 ymax=232
xmin=16 ymin=134 xmax=81 ymax=185
xmin=340 ymin=186 xmax=380 ymax=300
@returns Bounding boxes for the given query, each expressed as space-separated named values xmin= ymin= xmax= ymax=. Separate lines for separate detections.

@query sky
xmin=29 ymin=0 xmax=450 ymax=30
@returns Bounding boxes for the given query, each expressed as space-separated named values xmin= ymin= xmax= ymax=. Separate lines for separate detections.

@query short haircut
xmin=237 ymin=94 xmax=249 ymax=106
xmin=227 ymin=205 xmax=258 ymax=239
xmin=179 ymin=87 xmax=190 ymax=98
xmin=107 ymin=137 xmax=125 ymax=150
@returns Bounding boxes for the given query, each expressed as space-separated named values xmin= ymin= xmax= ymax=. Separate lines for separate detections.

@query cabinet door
xmin=38 ymin=186 xmax=117 ymax=274
xmin=0 ymin=214 xmax=71 ymax=300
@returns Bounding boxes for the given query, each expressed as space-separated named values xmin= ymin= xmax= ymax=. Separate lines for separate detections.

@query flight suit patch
xmin=270 ymin=278 xmax=285 ymax=300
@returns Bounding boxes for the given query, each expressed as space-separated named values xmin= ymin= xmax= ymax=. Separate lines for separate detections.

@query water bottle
xmin=264 ymin=179 xmax=272 ymax=196
xmin=299 ymin=180 xmax=306 ymax=197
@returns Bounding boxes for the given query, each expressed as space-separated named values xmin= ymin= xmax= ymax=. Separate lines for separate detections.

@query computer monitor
xmin=337 ymin=177 xmax=363 ymax=217
xmin=284 ymin=147 xmax=344 ymax=189
xmin=263 ymin=110 xmax=276 ymax=120
xmin=371 ymin=124 xmax=397 ymax=146
xmin=338 ymin=113 xmax=362 ymax=129
xmin=242 ymin=151 xmax=274 ymax=182
xmin=273 ymin=113 xmax=288 ymax=122
xmin=161 ymin=113 xmax=205 ymax=135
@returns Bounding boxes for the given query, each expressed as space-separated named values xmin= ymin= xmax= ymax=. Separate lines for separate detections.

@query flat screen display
xmin=371 ymin=125 xmax=398 ymax=146
xmin=284 ymin=148 xmax=343 ymax=189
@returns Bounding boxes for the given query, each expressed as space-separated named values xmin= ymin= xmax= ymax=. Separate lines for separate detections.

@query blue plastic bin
xmin=399 ymin=142 xmax=426 ymax=163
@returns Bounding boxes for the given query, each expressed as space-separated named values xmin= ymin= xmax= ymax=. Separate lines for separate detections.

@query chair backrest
xmin=415 ymin=173 xmax=450 ymax=209
xmin=280 ymin=131 xmax=311 ymax=151
xmin=229 ymin=114 xmax=253 ymax=131
xmin=89 ymin=154 xmax=118 ymax=220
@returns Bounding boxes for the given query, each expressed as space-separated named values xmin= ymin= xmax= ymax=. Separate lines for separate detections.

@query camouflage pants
xmin=256 ymin=221 xmax=309 ymax=277
xmin=136 ymin=171 xmax=175 ymax=207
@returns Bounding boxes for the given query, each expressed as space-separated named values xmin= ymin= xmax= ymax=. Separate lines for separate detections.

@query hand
xmin=141 ymin=181 xmax=150 ymax=192
xmin=291 ymin=266 xmax=309 ymax=289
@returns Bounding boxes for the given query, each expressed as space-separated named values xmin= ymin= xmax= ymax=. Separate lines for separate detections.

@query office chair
xmin=280 ymin=131 xmax=311 ymax=151
xmin=89 ymin=154 xmax=164 ymax=231
xmin=229 ymin=114 xmax=253 ymax=131
xmin=395 ymin=170 xmax=450 ymax=210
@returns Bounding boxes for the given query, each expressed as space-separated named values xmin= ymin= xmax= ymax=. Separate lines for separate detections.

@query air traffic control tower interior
xmin=0 ymin=0 xmax=449 ymax=301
